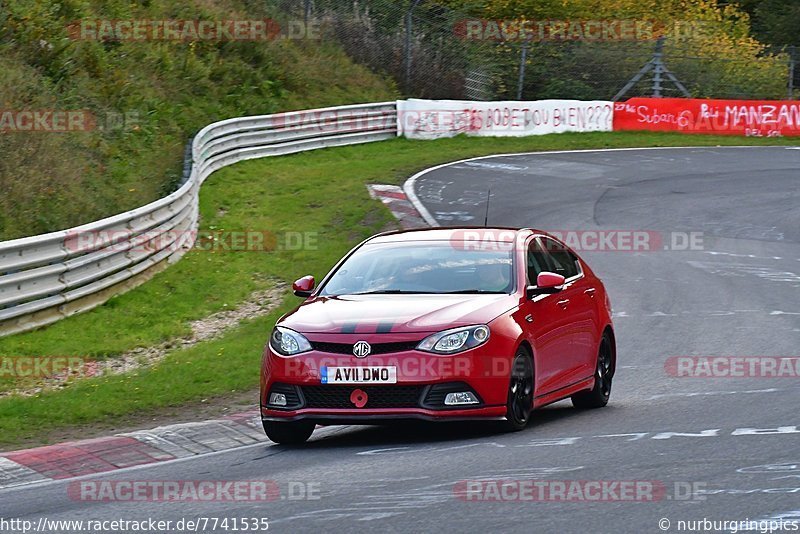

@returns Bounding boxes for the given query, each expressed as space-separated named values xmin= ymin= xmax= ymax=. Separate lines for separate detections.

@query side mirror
xmin=292 ymin=275 xmax=315 ymax=297
xmin=526 ymin=272 xmax=566 ymax=299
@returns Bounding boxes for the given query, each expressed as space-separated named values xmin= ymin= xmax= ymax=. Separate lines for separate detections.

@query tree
xmin=749 ymin=0 xmax=800 ymax=46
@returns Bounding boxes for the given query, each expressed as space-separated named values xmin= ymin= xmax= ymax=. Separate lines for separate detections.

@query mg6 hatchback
xmin=260 ymin=227 xmax=615 ymax=444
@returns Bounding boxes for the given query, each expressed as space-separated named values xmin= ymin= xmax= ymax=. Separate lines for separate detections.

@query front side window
xmin=319 ymin=241 xmax=515 ymax=296
xmin=527 ymin=238 xmax=553 ymax=285
xmin=540 ymin=237 xmax=581 ymax=279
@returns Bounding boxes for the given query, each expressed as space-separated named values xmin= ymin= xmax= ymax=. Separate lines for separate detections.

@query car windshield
xmin=319 ymin=241 xmax=515 ymax=296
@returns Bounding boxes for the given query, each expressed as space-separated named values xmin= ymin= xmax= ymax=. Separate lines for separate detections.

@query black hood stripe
xmin=375 ymin=322 xmax=394 ymax=334
xmin=340 ymin=323 xmax=358 ymax=334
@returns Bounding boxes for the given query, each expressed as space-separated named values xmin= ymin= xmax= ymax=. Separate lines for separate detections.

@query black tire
xmin=572 ymin=334 xmax=614 ymax=409
xmin=503 ymin=347 xmax=535 ymax=431
xmin=262 ymin=420 xmax=315 ymax=445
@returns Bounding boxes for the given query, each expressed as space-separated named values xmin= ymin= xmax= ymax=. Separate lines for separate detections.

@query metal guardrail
xmin=0 ymin=102 xmax=398 ymax=337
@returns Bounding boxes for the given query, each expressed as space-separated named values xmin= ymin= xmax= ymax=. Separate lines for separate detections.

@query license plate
xmin=321 ymin=366 xmax=397 ymax=384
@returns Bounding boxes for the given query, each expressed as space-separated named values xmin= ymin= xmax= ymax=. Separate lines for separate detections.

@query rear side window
xmin=540 ymin=237 xmax=581 ymax=279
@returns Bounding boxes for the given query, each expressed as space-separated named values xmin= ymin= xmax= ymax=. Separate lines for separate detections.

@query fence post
xmin=517 ymin=42 xmax=529 ymax=100
xmin=405 ymin=0 xmax=424 ymax=95
xmin=651 ymin=37 xmax=665 ymax=97
xmin=789 ymin=46 xmax=796 ymax=100
xmin=614 ymin=36 xmax=690 ymax=100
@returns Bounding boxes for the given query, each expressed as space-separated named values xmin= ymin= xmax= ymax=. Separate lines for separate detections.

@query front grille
xmin=267 ymin=383 xmax=303 ymax=410
xmin=422 ymin=382 xmax=482 ymax=410
xmin=301 ymin=385 xmax=425 ymax=408
xmin=311 ymin=340 xmax=420 ymax=355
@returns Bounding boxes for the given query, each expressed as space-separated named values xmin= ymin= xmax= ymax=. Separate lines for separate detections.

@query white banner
xmin=397 ymin=98 xmax=614 ymax=140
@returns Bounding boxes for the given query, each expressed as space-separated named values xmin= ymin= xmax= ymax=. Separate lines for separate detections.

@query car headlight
xmin=417 ymin=325 xmax=490 ymax=354
xmin=270 ymin=326 xmax=312 ymax=356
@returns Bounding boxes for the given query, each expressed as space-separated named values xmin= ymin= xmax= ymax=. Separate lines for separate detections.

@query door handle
xmin=557 ymin=299 xmax=570 ymax=307
xmin=584 ymin=288 xmax=596 ymax=297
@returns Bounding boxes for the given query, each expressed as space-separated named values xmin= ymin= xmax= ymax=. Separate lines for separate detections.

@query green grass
xmin=0 ymin=131 xmax=797 ymax=447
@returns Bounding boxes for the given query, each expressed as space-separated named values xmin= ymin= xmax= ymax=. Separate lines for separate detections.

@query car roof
xmin=367 ymin=227 xmax=536 ymax=244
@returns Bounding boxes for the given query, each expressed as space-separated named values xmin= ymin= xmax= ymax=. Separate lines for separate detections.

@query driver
xmin=477 ymin=262 xmax=511 ymax=292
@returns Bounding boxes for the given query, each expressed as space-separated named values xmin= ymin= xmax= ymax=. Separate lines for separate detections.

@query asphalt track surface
xmin=2 ymin=146 xmax=799 ymax=533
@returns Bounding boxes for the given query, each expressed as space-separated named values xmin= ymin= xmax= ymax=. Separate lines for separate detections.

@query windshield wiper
xmin=348 ymin=289 xmax=506 ymax=295
xmin=442 ymin=289 xmax=506 ymax=294
xmin=351 ymin=290 xmax=436 ymax=295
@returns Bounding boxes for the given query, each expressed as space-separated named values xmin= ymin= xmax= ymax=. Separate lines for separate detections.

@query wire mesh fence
xmin=271 ymin=0 xmax=798 ymax=101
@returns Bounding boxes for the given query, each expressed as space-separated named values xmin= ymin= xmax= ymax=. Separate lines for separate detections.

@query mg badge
xmin=353 ymin=341 xmax=371 ymax=358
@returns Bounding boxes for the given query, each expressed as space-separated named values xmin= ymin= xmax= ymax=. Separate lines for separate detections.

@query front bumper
xmin=261 ymin=407 xmax=508 ymax=424
xmin=260 ymin=333 xmax=515 ymax=422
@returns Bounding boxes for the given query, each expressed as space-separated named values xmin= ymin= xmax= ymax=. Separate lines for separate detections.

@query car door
xmin=539 ymin=236 xmax=597 ymax=383
xmin=519 ymin=237 xmax=575 ymax=397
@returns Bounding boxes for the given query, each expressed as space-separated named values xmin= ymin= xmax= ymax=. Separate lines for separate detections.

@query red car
xmin=260 ymin=227 xmax=615 ymax=444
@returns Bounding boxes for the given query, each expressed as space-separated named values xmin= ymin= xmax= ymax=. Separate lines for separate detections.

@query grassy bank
xmin=0 ymin=132 xmax=797 ymax=447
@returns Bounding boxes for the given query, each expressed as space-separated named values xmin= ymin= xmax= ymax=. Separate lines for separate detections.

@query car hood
xmin=279 ymin=294 xmax=517 ymax=334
